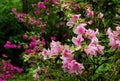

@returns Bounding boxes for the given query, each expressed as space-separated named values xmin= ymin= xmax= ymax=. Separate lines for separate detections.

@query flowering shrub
xmin=0 ymin=58 xmax=22 ymax=81
xmin=2 ymin=0 xmax=120 ymax=81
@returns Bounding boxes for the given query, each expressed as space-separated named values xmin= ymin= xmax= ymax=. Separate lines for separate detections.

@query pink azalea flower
xmin=41 ymin=38 xmax=46 ymax=45
xmin=71 ymin=14 xmax=81 ymax=22
xmin=22 ymin=34 xmax=28 ymax=40
xmin=88 ymin=20 xmax=93 ymax=25
xmin=29 ymin=41 xmax=37 ymax=48
xmin=33 ymin=73 xmax=39 ymax=81
xmin=66 ymin=21 xmax=74 ymax=27
xmin=52 ymin=0 xmax=60 ymax=5
xmin=85 ymin=29 xmax=99 ymax=39
xmin=116 ymin=26 xmax=120 ymax=33
xmin=74 ymin=23 xmax=86 ymax=35
xmin=69 ymin=60 xmax=84 ymax=75
xmin=84 ymin=44 xmax=98 ymax=56
xmin=98 ymin=12 xmax=104 ymax=18
xmin=50 ymin=41 xmax=61 ymax=55
xmin=72 ymin=35 xmax=84 ymax=50
xmin=86 ymin=8 xmax=94 ymax=17
xmin=62 ymin=59 xmax=71 ymax=72
xmin=37 ymin=2 xmax=45 ymax=9
xmin=42 ymin=49 xmax=50 ymax=60
xmin=25 ymin=49 xmax=33 ymax=54
xmin=34 ymin=10 xmax=40 ymax=14
xmin=60 ymin=49 xmax=74 ymax=61
xmin=96 ymin=45 xmax=104 ymax=54
xmin=50 ymin=36 xmax=56 ymax=41
xmin=11 ymin=8 xmax=16 ymax=13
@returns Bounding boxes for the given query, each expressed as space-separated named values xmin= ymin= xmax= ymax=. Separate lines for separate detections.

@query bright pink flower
xmin=4 ymin=42 xmax=10 ymax=49
xmin=29 ymin=41 xmax=37 ymax=48
xmin=98 ymin=12 xmax=104 ymax=18
xmin=41 ymin=38 xmax=46 ymax=45
xmin=0 ymin=79 xmax=4 ymax=81
xmin=72 ymin=35 xmax=84 ymax=50
xmin=63 ymin=34 xmax=67 ymax=37
xmin=11 ymin=8 xmax=16 ymax=13
xmin=41 ymin=29 xmax=45 ymax=33
xmin=25 ymin=49 xmax=33 ymax=54
xmin=62 ymin=59 xmax=71 ymax=72
xmin=74 ymin=23 xmax=86 ymax=35
xmin=50 ymin=36 xmax=56 ymax=41
xmin=17 ymin=45 xmax=21 ymax=49
xmin=37 ymin=2 xmax=45 ymax=9
xmin=45 ymin=0 xmax=49 ymax=3
xmin=34 ymin=10 xmax=40 ymax=14
xmin=15 ymin=67 xmax=23 ymax=74
xmin=22 ymin=34 xmax=28 ymax=40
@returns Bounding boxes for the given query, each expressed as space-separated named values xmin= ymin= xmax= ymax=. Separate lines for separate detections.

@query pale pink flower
xmin=96 ymin=45 xmax=104 ymax=54
xmin=90 ymin=37 xmax=99 ymax=44
xmin=85 ymin=29 xmax=99 ymax=39
xmin=33 ymin=73 xmax=39 ymax=81
xmin=72 ymin=35 xmax=84 ymax=50
xmin=116 ymin=26 xmax=120 ymax=33
xmin=60 ymin=49 xmax=74 ymax=61
xmin=42 ymin=49 xmax=50 ymax=60
xmin=71 ymin=14 xmax=81 ymax=22
xmin=88 ymin=20 xmax=93 ymax=25
xmin=66 ymin=21 xmax=74 ymax=27
xmin=74 ymin=23 xmax=86 ymax=35
xmin=69 ymin=60 xmax=84 ymax=75
xmin=50 ymin=41 xmax=61 ymax=55
xmin=84 ymin=44 xmax=98 ymax=56
xmin=62 ymin=59 xmax=71 ymax=72
xmin=98 ymin=12 xmax=104 ymax=18
xmin=86 ymin=8 xmax=94 ymax=17
xmin=52 ymin=0 xmax=60 ymax=5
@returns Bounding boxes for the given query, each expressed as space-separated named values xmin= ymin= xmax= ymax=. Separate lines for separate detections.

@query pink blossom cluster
xmin=23 ymin=35 xmax=45 ymax=54
xmin=60 ymin=48 xmax=84 ymax=75
xmin=72 ymin=23 xmax=104 ymax=56
xmin=107 ymin=26 xmax=120 ymax=50
xmin=66 ymin=14 xmax=81 ymax=27
xmin=0 ymin=60 xmax=22 ymax=81
xmin=37 ymin=2 xmax=46 ymax=9
xmin=12 ymin=8 xmax=46 ymax=27
xmin=42 ymin=40 xmax=62 ymax=60
xmin=4 ymin=41 xmax=21 ymax=49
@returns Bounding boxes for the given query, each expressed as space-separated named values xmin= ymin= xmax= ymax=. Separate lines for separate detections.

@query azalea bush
xmin=1 ymin=0 xmax=120 ymax=81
